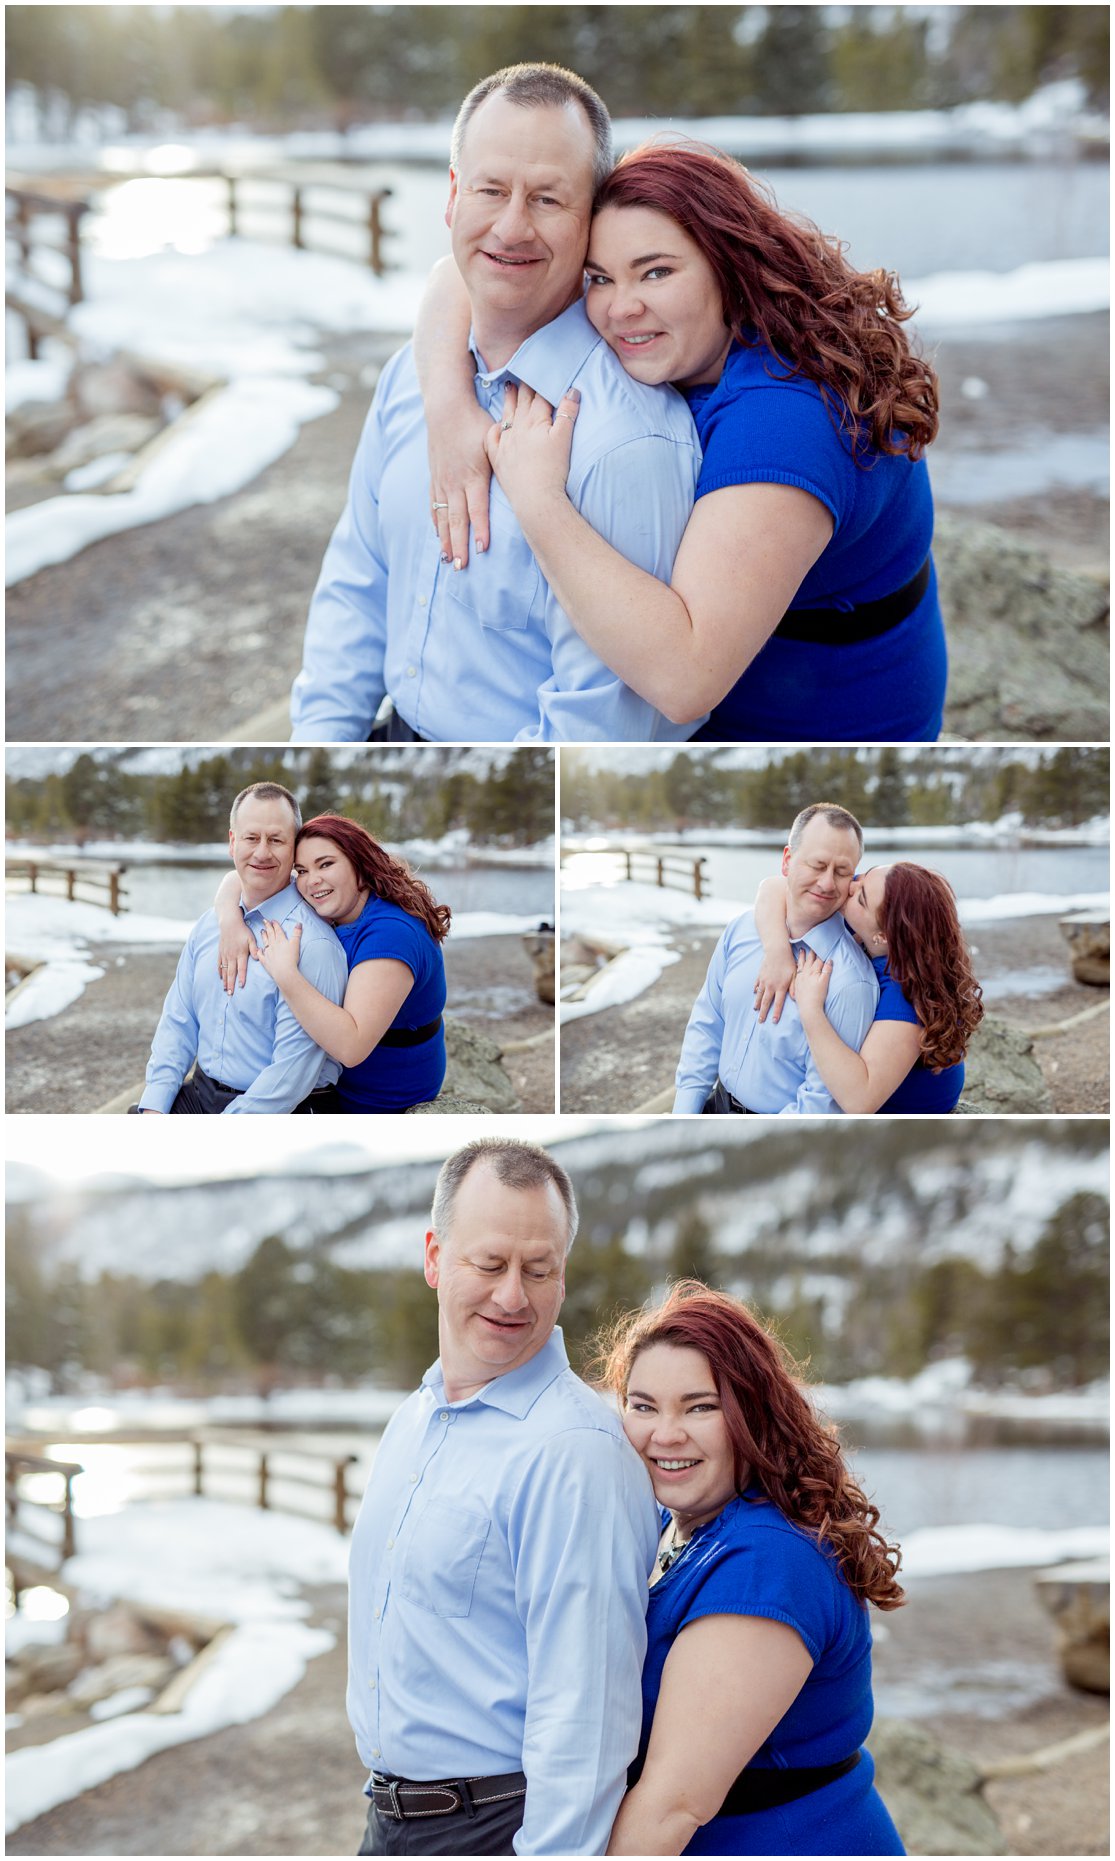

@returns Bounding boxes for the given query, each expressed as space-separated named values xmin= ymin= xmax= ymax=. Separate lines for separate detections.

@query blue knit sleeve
xmin=873 ymin=964 xmax=920 ymax=1026
xmin=676 ymin=1514 xmax=842 ymax=1663
xmin=694 ymin=375 xmax=855 ymax=534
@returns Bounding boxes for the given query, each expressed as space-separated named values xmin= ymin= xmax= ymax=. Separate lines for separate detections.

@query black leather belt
xmin=720 ymin=1751 xmax=861 ymax=1815
xmin=703 ymin=1078 xmax=752 ymax=1115
xmin=195 ymin=1065 xmax=244 ymax=1097
xmin=776 ymin=556 xmax=930 ymax=644
xmin=370 ymin=1770 xmax=527 ymax=1820
xmin=378 ymin=1015 xmax=443 ymax=1048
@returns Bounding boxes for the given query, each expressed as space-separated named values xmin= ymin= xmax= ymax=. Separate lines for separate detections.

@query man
xmin=673 ymin=803 xmax=878 ymax=1114
xmin=291 ymin=62 xmax=700 ymax=744
xmin=136 ymin=782 xmax=347 ymax=1114
xmin=347 ymin=1138 xmax=658 ymax=1855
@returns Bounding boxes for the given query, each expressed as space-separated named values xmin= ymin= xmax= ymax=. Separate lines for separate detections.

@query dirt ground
xmin=5 ymin=317 xmax=1108 ymax=742
xmin=559 ymin=913 xmax=1109 ymax=1114
xmin=7 ymin=1568 xmax=1107 ymax=1857
xmin=5 ymin=932 xmax=555 ymax=1114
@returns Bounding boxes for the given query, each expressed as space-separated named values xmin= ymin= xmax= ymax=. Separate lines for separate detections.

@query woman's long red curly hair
xmin=877 ymin=863 xmax=983 ymax=1069
xmin=593 ymin=143 xmax=938 ymax=461
xmin=295 ymin=815 xmax=451 ymax=944
xmin=593 ymin=1281 xmax=904 ymax=1611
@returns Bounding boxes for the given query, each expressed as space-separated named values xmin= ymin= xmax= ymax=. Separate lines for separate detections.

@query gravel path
xmin=559 ymin=915 xmax=1108 ymax=1114
xmin=5 ymin=318 xmax=1108 ymax=741
xmin=5 ymin=933 xmax=554 ymax=1114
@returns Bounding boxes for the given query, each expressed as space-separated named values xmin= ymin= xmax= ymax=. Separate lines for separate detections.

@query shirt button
xmin=405 ymin=666 xmax=416 ymax=678
xmin=372 ymin=1748 xmax=380 ymax=1760
xmin=386 ymin=1538 xmax=395 ymax=1549
xmin=374 ymin=1607 xmax=381 ymax=1619
xmin=439 ymin=1411 xmax=449 ymax=1422
xmin=369 ymin=1678 xmax=377 ymax=1690
xmin=409 ymin=1472 xmax=418 ymax=1483
xmin=418 ymin=596 xmax=427 ymax=607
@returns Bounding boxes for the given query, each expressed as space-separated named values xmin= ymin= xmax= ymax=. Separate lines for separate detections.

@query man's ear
xmin=424 ymin=1230 xmax=440 ymax=1289
xmin=228 ymin=827 xmax=236 ymax=861
xmin=445 ymin=167 xmax=458 ymax=230
xmin=780 ymin=844 xmax=791 ymax=877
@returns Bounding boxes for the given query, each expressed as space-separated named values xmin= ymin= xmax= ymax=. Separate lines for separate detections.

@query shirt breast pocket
xmin=444 ymin=487 xmax=545 ymax=632
xmin=399 ymin=1498 xmax=491 ymax=1618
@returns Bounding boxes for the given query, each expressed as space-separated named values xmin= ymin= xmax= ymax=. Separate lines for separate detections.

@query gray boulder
xmin=957 ymin=1014 xmax=1053 ymax=1114
xmin=936 ymin=514 xmax=1109 ymax=741
xmin=404 ymin=1017 xmax=521 ymax=1114
xmin=869 ymin=1719 xmax=1007 ymax=1856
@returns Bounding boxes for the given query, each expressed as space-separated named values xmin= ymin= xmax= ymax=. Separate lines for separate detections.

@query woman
xmin=753 ymin=862 xmax=983 ymax=1114
xmin=217 ymin=815 xmax=449 ymax=1112
xmin=422 ymin=142 xmax=944 ymax=742
xmin=595 ymin=1281 xmax=905 ymax=1857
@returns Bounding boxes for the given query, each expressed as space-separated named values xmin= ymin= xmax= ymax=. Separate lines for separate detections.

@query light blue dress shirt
xmin=139 ymin=881 xmax=347 ymax=1114
xmin=291 ymin=297 xmax=702 ymax=743
xmin=673 ymin=908 xmax=879 ymax=1115
xmin=347 ymin=1327 xmax=659 ymax=1856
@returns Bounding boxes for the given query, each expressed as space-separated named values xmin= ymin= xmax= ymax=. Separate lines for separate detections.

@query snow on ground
xmin=908 ymin=255 xmax=1109 ymax=328
xmin=5 ymin=894 xmax=196 ymax=1030
xmin=902 ymin=1523 xmax=1109 ymax=1579
xmin=4 ymin=236 xmax=428 ymax=586
xmin=959 ymin=889 xmax=1109 ymax=923
xmin=5 ymin=1498 xmax=347 ymax=1834
xmin=450 ymin=911 xmax=549 ymax=940
xmin=5 ymin=1378 xmax=412 ymax=1438
xmin=821 ymin=1358 xmax=1110 ymax=1431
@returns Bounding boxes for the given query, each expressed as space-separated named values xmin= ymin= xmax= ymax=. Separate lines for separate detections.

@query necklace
xmin=657 ymin=1522 xmax=689 ymax=1575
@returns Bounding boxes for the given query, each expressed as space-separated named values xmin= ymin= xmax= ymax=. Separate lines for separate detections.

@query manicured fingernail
xmin=568 ymin=388 xmax=581 ymax=404
xmin=477 ymin=540 xmax=487 ymax=553
xmin=454 ymin=557 xmax=462 ymax=571
xmin=441 ymin=551 xmax=451 ymax=562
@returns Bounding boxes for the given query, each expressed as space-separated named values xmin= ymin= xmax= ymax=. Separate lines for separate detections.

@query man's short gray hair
xmin=229 ymin=782 xmax=302 ymax=831
xmin=450 ymin=62 xmax=613 ymax=192
xmin=788 ymin=803 xmax=864 ymax=858
xmin=431 ymin=1137 xmax=579 ymax=1253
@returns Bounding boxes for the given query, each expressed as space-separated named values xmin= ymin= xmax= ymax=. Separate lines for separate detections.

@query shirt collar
xmin=423 ymin=1327 xmax=570 ymax=1418
xmin=793 ymin=910 xmax=855 ymax=961
xmin=240 ymin=878 xmax=300 ymax=921
xmin=469 ymin=299 xmax=599 ymax=404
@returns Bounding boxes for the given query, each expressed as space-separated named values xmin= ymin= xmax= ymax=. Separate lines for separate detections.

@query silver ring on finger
xmin=500 ymin=418 xmax=513 ymax=432
xmin=432 ymin=501 xmax=449 ymax=511
xmin=555 ymin=412 xmax=576 ymax=423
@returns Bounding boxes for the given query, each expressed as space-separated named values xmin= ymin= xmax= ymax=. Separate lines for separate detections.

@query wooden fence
xmin=5 ymin=1448 xmax=83 ymax=1574
xmin=5 ymin=1430 xmax=363 ymax=1583
xmin=6 ymin=859 xmax=128 ymax=916
xmin=223 ymin=173 xmax=394 ymax=274
xmin=564 ymin=846 xmax=708 ymax=900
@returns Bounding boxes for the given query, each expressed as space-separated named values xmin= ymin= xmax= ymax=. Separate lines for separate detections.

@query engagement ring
xmin=500 ymin=419 xmax=514 ymax=432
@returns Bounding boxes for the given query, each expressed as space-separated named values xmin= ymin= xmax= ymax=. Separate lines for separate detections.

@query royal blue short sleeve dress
xmin=870 ymin=953 xmax=964 ymax=1113
xmin=636 ymin=1492 xmax=904 ymax=1855
xmin=685 ymin=340 xmax=946 ymax=743
xmin=332 ymin=895 xmax=446 ymax=1112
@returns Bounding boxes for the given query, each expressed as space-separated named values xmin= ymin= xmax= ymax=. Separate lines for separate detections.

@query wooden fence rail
xmin=5 ymin=1448 xmax=83 ymax=1572
xmin=6 ymin=859 xmax=128 ymax=916
xmin=564 ymin=846 xmax=708 ymax=901
xmin=224 ymin=174 xmax=395 ymax=275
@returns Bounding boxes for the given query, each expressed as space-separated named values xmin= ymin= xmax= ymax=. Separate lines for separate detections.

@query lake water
xmin=30 ymin=854 xmax=554 ymax=926
xmin=562 ymin=838 xmax=1108 ymax=913
xmin=83 ymin=157 xmax=1108 ymax=282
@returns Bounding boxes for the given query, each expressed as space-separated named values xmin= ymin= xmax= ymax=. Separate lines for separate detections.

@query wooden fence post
xmin=694 ymin=858 xmax=705 ymax=901
xmin=227 ymin=174 xmax=238 ymax=237
xmin=110 ymin=870 xmax=121 ymax=916
xmin=193 ymin=1439 xmax=204 ymax=1496
xmin=291 ymin=186 xmax=303 ymax=249
xmin=258 ymin=1453 xmax=269 ymax=1512
xmin=657 ymin=856 xmax=665 ymax=889
xmin=28 ymin=862 xmax=38 ymax=896
xmin=368 ymin=189 xmax=392 ymax=274
xmin=65 ymin=203 xmax=85 ymax=305
xmin=61 ymin=1473 xmax=77 ymax=1561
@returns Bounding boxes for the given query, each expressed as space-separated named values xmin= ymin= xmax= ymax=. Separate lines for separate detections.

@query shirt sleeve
xmin=677 ymin=1521 xmax=839 ymax=1666
xmin=507 ymin=1428 xmax=657 ymax=1856
xmin=346 ymin=912 xmax=423 ymax=988
xmin=673 ymin=928 xmax=729 ymax=1113
xmin=290 ymin=396 xmax=390 ymax=743
xmin=695 ymin=379 xmax=853 ymax=535
xmin=872 ymin=971 xmax=920 ymax=1025
xmin=137 ymin=931 xmax=201 ymax=1111
xmin=224 ymin=930 xmax=348 ymax=1114
xmin=515 ymin=432 xmax=702 ymax=743
xmin=779 ymin=967 xmax=878 ymax=1116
